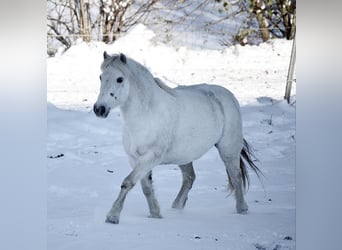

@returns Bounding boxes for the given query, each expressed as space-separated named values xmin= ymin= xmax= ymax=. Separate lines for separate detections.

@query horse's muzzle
xmin=93 ymin=104 xmax=109 ymax=118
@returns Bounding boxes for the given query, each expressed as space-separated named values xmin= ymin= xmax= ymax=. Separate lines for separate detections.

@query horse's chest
xmin=122 ymin=124 xmax=171 ymax=161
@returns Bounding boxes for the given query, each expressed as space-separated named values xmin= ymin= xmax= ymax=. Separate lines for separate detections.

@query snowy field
xmin=47 ymin=24 xmax=296 ymax=250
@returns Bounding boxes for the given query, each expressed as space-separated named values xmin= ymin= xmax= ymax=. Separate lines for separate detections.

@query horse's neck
xmin=120 ymin=68 xmax=173 ymax=127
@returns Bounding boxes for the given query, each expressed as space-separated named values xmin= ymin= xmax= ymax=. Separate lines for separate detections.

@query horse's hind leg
xmin=140 ymin=171 xmax=162 ymax=218
xmin=172 ymin=162 xmax=196 ymax=209
xmin=216 ymin=146 xmax=248 ymax=214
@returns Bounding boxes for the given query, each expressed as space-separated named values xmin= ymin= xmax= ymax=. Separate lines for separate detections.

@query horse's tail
xmin=239 ymin=138 xmax=263 ymax=191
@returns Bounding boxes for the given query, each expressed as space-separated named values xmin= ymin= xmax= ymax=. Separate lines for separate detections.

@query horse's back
xmin=162 ymin=84 xmax=241 ymax=165
xmin=174 ymin=83 xmax=241 ymax=120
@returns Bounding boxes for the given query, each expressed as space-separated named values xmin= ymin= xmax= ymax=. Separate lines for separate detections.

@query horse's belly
xmin=163 ymin=137 xmax=217 ymax=165
xmin=162 ymin=108 xmax=223 ymax=165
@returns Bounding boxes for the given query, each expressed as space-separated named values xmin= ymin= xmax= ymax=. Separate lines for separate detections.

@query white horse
xmin=93 ymin=52 xmax=261 ymax=224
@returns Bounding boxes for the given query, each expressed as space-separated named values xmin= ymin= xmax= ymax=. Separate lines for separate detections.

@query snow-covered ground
xmin=47 ymin=24 xmax=295 ymax=250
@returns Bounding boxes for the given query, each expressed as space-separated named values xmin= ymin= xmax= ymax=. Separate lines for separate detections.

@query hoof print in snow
xmin=254 ymin=243 xmax=266 ymax=250
xmin=283 ymin=236 xmax=293 ymax=240
xmin=107 ymin=169 xmax=114 ymax=173
xmin=48 ymin=153 xmax=64 ymax=159
xmin=256 ymin=96 xmax=274 ymax=104
xmin=64 ymin=231 xmax=78 ymax=237
xmin=261 ymin=117 xmax=273 ymax=126
xmin=194 ymin=235 xmax=201 ymax=240
xmin=273 ymin=244 xmax=281 ymax=250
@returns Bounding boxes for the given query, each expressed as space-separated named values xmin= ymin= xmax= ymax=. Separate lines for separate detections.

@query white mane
xmin=154 ymin=78 xmax=175 ymax=97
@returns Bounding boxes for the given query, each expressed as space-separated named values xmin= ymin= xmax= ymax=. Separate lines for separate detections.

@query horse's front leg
xmin=105 ymin=161 xmax=158 ymax=224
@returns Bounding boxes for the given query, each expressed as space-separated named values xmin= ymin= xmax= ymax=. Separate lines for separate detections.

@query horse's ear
xmin=103 ymin=51 xmax=109 ymax=60
xmin=119 ymin=53 xmax=127 ymax=64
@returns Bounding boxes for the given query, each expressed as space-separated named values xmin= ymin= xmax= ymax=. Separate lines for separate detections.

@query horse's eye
xmin=117 ymin=77 xmax=124 ymax=83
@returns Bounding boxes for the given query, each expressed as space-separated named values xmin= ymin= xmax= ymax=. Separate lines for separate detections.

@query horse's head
xmin=93 ymin=51 xmax=130 ymax=118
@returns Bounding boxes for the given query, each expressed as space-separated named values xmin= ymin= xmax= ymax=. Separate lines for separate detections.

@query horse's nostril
xmin=98 ymin=106 xmax=105 ymax=115
xmin=94 ymin=105 xmax=106 ymax=116
xmin=99 ymin=106 xmax=105 ymax=115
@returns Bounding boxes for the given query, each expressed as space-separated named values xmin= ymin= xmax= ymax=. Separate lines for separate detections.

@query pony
xmin=93 ymin=52 xmax=261 ymax=224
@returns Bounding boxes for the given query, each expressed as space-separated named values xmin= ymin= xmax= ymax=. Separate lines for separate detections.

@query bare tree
xmin=47 ymin=0 xmax=73 ymax=53
xmin=47 ymin=0 xmax=93 ymax=52
xmin=47 ymin=0 xmax=295 ymax=54
xmin=77 ymin=0 xmax=92 ymax=42
xmin=250 ymin=0 xmax=270 ymax=42
xmin=99 ymin=0 xmax=134 ymax=43
xmin=215 ymin=0 xmax=296 ymax=45
xmin=47 ymin=0 xmax=159 ymax=53
xmin=249 ymin=0 xmax=296 ymax=42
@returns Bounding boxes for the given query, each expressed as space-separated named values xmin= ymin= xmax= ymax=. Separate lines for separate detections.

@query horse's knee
xmin=121 ymin=177 xmax=135 ymax=191
xmin=140 ymin=172 xmax=154 ymax=196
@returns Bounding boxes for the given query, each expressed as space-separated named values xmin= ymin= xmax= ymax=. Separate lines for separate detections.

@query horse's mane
xmin=101 ymin=53 xmax=175 ymax=97
xmin=154 ymin=78 xmax=176 ymax=97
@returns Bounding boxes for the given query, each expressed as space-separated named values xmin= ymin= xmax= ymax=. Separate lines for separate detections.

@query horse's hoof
xmin=172 ymin=203 xmax=185 ymax=210
xmin=105 ymin=215 xmax=119 ymax=224
xmin=149 ymin=214 xmax=163 ymax=219
xmin=237 ymin=208 xmax=248 ymax=214
xmin=172 ymin=199 xmax=186 ymax=209
xmin=236 ymin=203 xmax=248 ymax=214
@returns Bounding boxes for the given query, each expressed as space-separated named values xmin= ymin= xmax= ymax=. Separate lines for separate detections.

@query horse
xmin=93 ymin=52 xmax=261 ymax=224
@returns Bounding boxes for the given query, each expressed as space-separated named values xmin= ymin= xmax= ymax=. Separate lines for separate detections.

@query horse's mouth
xmin=93 ymin=104 xmax=110 ymax=118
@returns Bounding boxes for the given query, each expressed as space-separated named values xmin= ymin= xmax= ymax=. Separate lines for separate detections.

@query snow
xmin=47 ymin=24 xmax=295 ymax=249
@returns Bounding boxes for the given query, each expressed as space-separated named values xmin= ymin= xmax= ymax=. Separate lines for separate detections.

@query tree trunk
xmin=278 ymin=0 xmax=296 ymax=40
xmin=79 ymin=0 xmax=85 ymax=41
xmin=251 ymin=0 xmax=270 ymax=42
xmin=289 ymin=6 xmax=296 ymax=40
xmin=79 ymin=0 xmax=91 ymax=42
xmin=101 ymin=1 xmax=115 ymax=43
xmin=84 ymin=2 xmax=92 ymax=42
xmin=256 ymin=12 xmax=270 ymax=42
xmin=68 ymin=0 xmax=76 ymax=41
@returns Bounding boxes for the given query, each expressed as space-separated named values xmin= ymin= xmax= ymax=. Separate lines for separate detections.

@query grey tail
xmin=240 ymin=139 xmax=263 ymax=191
